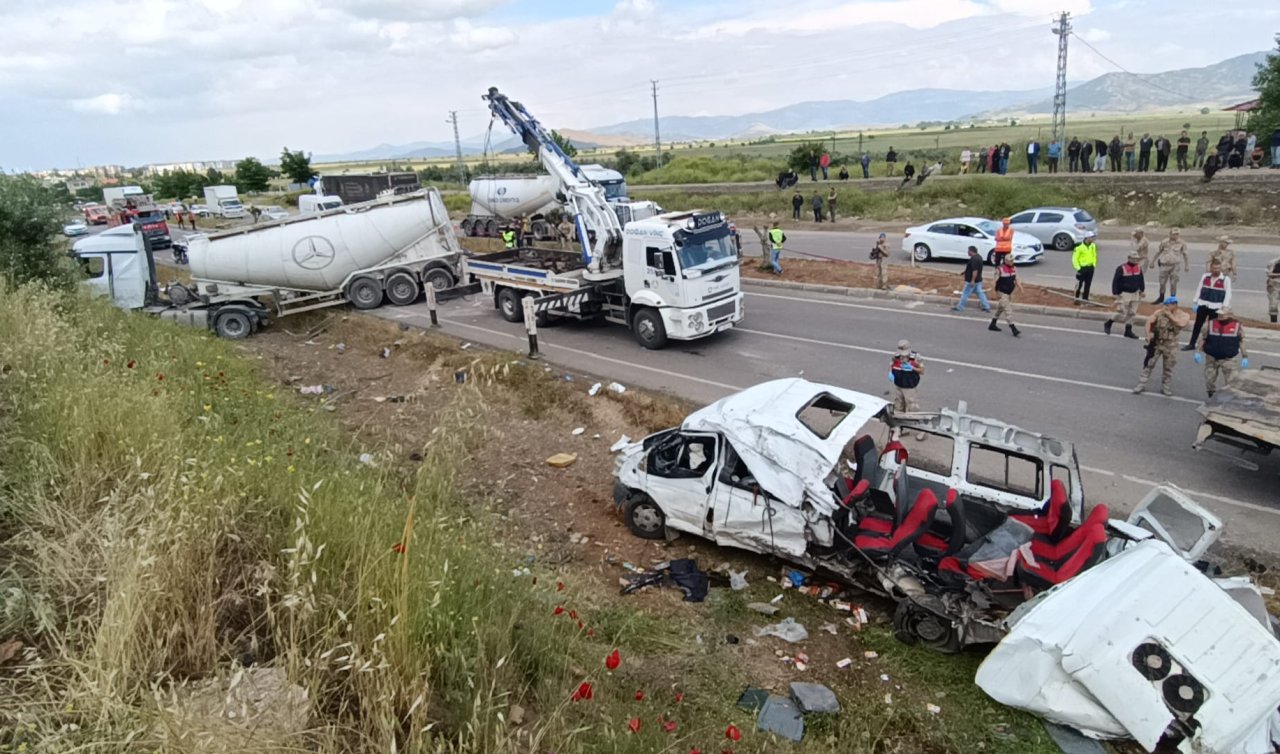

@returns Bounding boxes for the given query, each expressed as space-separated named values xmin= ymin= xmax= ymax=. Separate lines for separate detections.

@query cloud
xmin=450 ymin=20 xmax=518 ymax=52
xmin=70 ymin=93 xmax=137 ymax=115
xmin=322 ymin=0 xmax=509 ymax=21
xmin=1081 ymin=27 xmax=1111 ymax=42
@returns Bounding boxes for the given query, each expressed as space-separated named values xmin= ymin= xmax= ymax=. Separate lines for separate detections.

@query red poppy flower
xmin=391 ymin=543 xmax=406 ymax=554
xmin=675 ymin=691 xmax=685 ymax=703
xmin=663 ymin=719 xmax=678 ymax=733
xmin=634 ymin=690 xmax=645 ymax=701
xmin=570 ymin=682 xmax=593 ymax=702
xmin=577 ymin=620 xmax=585 ymax=629
xmin=689 ymin=749 xmax=701 ymax=754
xmin=556 ymin=581 xmax=565 ymax=592
xmin=553 ymin=606 xmax=565 ymax=616
xmin=568 ymin=610 xmax=578 ymax=620
xmin=627 ymin=718 xmax=641 ymax=734
xmin=102 ymin=359 xmax=110 ymax=365
xmin=156 ymin=373 xmax=164 ymax=381
xmin=605 ymin=649 xmax=620 ymax=671
xmin=587 ymin=628 xmax=596 ymax=638
xmin=725 ymin=724 xmax=742 ymax=741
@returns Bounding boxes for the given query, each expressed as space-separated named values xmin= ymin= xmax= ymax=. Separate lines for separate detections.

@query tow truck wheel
xmin=385 ymin=272 xmax=420 ymax=306
xmin=623 ymin=494 xmax=666 ymax=540
xmin=631 ymin=308 xmax=668 ymax=350
xmin=496 ymin=288 xmax=524 ymax=322
xmin=892 ymin=600 xmax=961 ymax=654
xmin=213 ymin=308 xmax=253 ymax=340
xmin=347 ymin=277 xmax=384 ymax=310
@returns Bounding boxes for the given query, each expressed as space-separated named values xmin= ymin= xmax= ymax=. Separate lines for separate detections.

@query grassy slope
xmin=0 ymin=291 xmax=1058 ymax=753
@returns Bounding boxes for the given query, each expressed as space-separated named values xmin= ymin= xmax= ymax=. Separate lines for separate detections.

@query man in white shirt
xmin=960 ymin=148 xmax=972 ymax=174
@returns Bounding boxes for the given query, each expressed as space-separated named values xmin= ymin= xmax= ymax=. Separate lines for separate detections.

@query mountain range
xmin=314 ymin=50 xmax=1266 ymax=163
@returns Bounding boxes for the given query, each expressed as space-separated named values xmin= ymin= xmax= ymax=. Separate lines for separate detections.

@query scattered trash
xmin=879 ymin=674 xmax=890 ymax=682
xmin=335 ymin=342 xmax=347 ymax=353
xmin=747 ymin=602 xmax=780 ymax=616
xmin=460 ymin=342 xmax=472 ymax=350
xmin=926 ymin=703 xmax=942 ymax=715
xmin=607 ymin=382 xmax=626 ymax=394
xmin=358 ymin=453 xmax=374 ymax=466
xmin=303 ymin=340 xmax=319 ymax=346
xmin=546 ymin=453 xmax=577 ymax=468
xmin=508 ymin=704 xmax=525 ymax=726
xmin=298 ymin=384 xmax=334 ymax=395
xmin=754 ymin=617 xmax=808 ymax=644
xmin=820 ymin=623 xmax=839 ymax=636
xmin=454 ymin=369 xmax=467 ymax=384
xmin=757 ymin=695 xmax=804 ymax=742
xmin=785 ymin=570 xmax=807 ymax=588
xmin=883 ymin=693 xmax=893 ymax=705
xmin=510 ymin=567 xmax=531 ymax=577
xmin=609 ymin=435 xmax=632 ymax=452
xmin=729 ymin=570 xmax=749 ymax=591
xmin=571 ymin=428 xmax=585 ymax=436
xmin=863 ymin=651 xmax=878 ymax=659
xmin=592 ymin=433 xmax=600 ymax=440
xmin=769 ymin=594 xmax=785 ymax=605
xmin=620 ymin=559 xmax=709 ymax=602
xmin=725 ymin=634 xmax=740 ymax=645
xmin=794 ymin=651 xmax=809 ymax=671
xmin=567 ymin=532 xmax=588 ymax=545
xmin=588 ymin=382 xmax=603 ymax=396
xmin=563 ymin=374 xmax=574 ymax=382
xmin=835 ymin=657 xmax=852 ymax=669
xmin=380 ymin=347 xmax=391 ymax=359
xmin=737 ymin=687 xmax=770 ymax=713
xmin=374 ymin=395 xmax=408 ymax=403
xmin=790 ymin=682 xmax=840 ymax=714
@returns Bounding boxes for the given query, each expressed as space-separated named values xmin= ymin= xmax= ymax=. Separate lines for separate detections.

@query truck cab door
xmin=643 ymin=431 xmax=718 ymax=537
xmin=709 ymin=441 xmax=808 ymax=557
xmin=1126 ymin=485 xmax=1223 ymax=562
xmin=643 ymin=246 xmax=681 ymax=305
xmin=77 ymin=253 xmax=113 ymax=300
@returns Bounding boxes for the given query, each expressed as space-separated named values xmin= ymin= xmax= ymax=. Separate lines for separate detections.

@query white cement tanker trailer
xmin=461 ymin=164 xmax=631 ymax=240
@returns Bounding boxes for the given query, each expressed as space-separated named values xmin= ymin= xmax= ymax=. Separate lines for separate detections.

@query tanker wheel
xmin=460 ymin=218 xmax=473 ymax=236
xmin=213 ymin=308 xmax=253 ymax=340
xmin=385 ymin=272 xmax=420 ymax=306
xmin=347 ymin=277 xmax=384 ymax=310
xmin=485 ymin=219 xmax=498 ymax=237
xmin=496 ymin=288 xmax=524 ymax=323
xmin=424 ymin=267 xmax=455 ymax=292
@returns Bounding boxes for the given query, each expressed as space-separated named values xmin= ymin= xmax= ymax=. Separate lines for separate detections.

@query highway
xmin=374 ymin=282 xmax=1280 ymax=554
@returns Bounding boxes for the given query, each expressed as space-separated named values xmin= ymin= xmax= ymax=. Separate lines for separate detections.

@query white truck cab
xmin=72 ymin=225 xmax=149 ymax=309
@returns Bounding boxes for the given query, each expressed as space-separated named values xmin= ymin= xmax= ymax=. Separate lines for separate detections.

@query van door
xmin=643 ymin=431 xmax=718 ymax=536
xmin=709 ymin=442 xmax=808 ymax=557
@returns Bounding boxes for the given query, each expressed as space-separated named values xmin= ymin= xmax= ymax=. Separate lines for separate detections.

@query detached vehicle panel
xmin=1192 ymin=367 xmax=1280 ymax=470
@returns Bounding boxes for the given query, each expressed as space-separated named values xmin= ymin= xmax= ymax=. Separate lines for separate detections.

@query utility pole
xmin=448 ymin=111 xmax=465 ymax=187
xmin=1050 ymin=11 xmax=1072 ymax=146
xmin=650 ymin=80 xmax=661 ymax=160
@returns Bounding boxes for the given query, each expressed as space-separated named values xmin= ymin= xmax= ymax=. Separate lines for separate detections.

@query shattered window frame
xmin=795 ymin=393 xmax=855 ymax=439
xmin=965 ymin=443 xmax=1044 ymax=500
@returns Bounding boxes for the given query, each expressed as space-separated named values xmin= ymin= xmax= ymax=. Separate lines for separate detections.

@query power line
xmin=1070 ymin=32 xmax=1199 ymax=102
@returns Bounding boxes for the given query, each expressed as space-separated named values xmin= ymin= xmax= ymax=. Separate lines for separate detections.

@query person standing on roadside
xmin=1194 ymin=131 xmax=1209 ymax=168
xmin=1195 ymin=307 xmax=1247 ymax=398
xmin=1134 ymin=297 xmax=1189 ymax=396
xmin=1155 ymin=135 xmax=1172 ymax=172
xmin=989 ymin=257 xmax=1023 ymax=337
xmin=1093 ymin=138 xmax=1108 ymax=173
xmin=811 ymin=191 xmax=823 ymax=222
xmin=1072 ymin=231 xmax=1098 ymax=303
xmin=889 ymin=340 xmax=925 ymax=413
xmin=993 ymin=217 xmax=1014 ymax=266
xmin=1270 ymin=127 xmax=1280 ymax=169
xmin=1176 ymin=130 xmax=1191 ymax=172
xmin=870 ymin=232 xmax=891 ymax=290
xmin=1027 ymin=140 xmax=1040 ymax=173
xmin=1080 ymin=139 xmax=1094 ymax=173
xmin=1132 ymin=227 xmax=1150 ymax=269
xmin=791 ymin=189 xmax=803 ymax=220
xmin=767 ymin=221 xmax=786 ymax=276
xmin=1068 ymin=137 xmax=1081 ymax=172
xmin=861 ymin=152 xmax=872 ymax=179
xmin=827 ymin=187 xmax=838 ymax=223
xmin=998 ymin=143 xmax=1011 ymax=175
xmin=953 ymin=245 xmax=991 ymax=313
xmin=1184 ymin=259 xmax=1231 ymax=351
xmin=1153 ymin=228 xmax=1190 ymax=301
xmin=1105 ymin=251 xmax=1145 ymax=338
xmin=1138 ymin=133 xmax=1154 ymax=172
xmin=1047 ymin=139 xmax=1061 ymax=173
xmin=1124 ymin=132 xmax=1137 ymax=172
xmin=960 ymin=147 xmax=972 ymax=174
xmin=1208 ymin=235 xmax=1237 ymax=280
xmin=1217 ymin=132 xmax=1234 ymax=168
xmin=886 ymin=147 xmax=898 ymax=177
xmin=1266 ymin=253 xmax=1280 ymax=323
xmin=1109 ymin=135 xmax=1123 ymax=172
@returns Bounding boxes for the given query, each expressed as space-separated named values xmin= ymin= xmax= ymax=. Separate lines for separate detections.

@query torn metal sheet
xmin=976 ymin=540 xmax=1280 ymax=753
xmin=681 ymin=378 xmax=888 ymax=508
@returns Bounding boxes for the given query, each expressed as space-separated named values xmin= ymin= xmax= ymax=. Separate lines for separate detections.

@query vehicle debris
xmin=790 ymin=682 xmax=840 ymax=714
xmin=298 ymin=384 xmax=334 ymax=395
xmin=757 ymin=694 xmax=804 ymax=742
xmin=571 ymin=427 xmax=585 ymax=436
xmin=729 ymin=569 xmax=749 ymax=590
xmin=746 ymin=603 xmax=779 ymax=616
xmin=754 ymin=617 xmax=808 ymax=644
xmin=619 ymin=559 xmax=709 ymax=602
xmin=607 ymin=381 xmax=626 ymax=394
xmin=589 ymin=382 xmax=603 ymax=396
xmin=545 ymin=453 xmax=577 ymax=468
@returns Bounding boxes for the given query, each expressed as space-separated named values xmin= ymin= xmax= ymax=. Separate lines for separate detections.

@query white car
xmin=1009 ymin=207 xmax=1098 ymax=251
xmin=258 ymin=205 xmax=289 ymax=221
xmin=902 ymin=217 xmax=1044 ymax=265
xmin=62 ymin=221 xmax=89 ymax=237
xmin=190 ymin=204 xmax=213 ymax=217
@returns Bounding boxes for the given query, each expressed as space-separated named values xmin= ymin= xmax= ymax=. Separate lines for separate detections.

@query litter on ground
xmin=754 ymin=617 xmax=808 ymax=644
xmin=790 ymin=682 xmax=840 ymax=714
xmin=545 ymin=453 xmax=577 ymax=468
xmin=757 ymin=695 xmax=805 ymax=742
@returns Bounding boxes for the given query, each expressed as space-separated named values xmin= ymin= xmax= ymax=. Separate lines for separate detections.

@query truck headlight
xmin=689 ymin=312 xmax=705 ymax=332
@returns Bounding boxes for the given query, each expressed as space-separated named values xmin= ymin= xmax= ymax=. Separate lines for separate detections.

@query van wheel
xmin=892 ymin=600 xmax=961 ymax=654
xmin=631 ymin=308 xmax=667 ymax=350
xmin=624 ymin=495 xmax=666 ymax=540
xmin=496 ymin=288 xmax=524 ymax=322
xmin=424 ymin=267 xmax=455 ymax=292
xmin=385 ymin=272 xmax=420 ymax=306
xmin=347 ymin=277 xmax=384 ymax=310
xmin=213 ymin=308 xmax=253 ymax=340
xmin=912 ymin=243 xmax=932 ymax=262
xmin=1053 ymin=233 xmax=1074 ymax=251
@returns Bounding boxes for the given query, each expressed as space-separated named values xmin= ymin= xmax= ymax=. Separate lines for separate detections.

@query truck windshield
xmin=599 ymin=180 xmax=628 ymax=201
xmin=675 ymin=227 xmax=736 ymax=274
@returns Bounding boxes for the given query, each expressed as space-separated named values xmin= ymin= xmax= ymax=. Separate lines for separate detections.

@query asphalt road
xmin=739 ymin=227 xmax=1279 ymax=321
xmin=372 ymin=283 xmax=1280 ymax=554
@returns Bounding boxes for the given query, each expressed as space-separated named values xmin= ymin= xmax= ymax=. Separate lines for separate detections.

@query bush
xmin=629 ymin=155 xmax=779 ymax=185
xmin=0 ymin=175 xmax=76 ymax=290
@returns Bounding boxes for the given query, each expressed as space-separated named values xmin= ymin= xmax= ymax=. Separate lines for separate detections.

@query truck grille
xmin=708 ymin=300 xmax=736 ymax=321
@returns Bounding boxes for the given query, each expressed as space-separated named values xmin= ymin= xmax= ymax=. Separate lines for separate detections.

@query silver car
xmin=1009 ymin=207 xmax=1098 ymax=251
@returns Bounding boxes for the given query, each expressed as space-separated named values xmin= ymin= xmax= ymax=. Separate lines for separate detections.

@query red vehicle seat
xmin=1010 ymin=479 xmax=1071 ymax=541
xmin=913 ymin=490 xmax=966 ymax=559
xmin=1016 ymin=513 xmax=1109 ymax=590
xmin=854 ymin=489 xmax=940 ymax=560
xmin=1029 ymin=505 xmax=1109 ymax=564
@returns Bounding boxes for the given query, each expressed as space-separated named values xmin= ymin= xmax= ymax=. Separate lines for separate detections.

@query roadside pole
xmin=522 ymin=296 xmax=540 ymax=359
xmin=426 ymin=284 xmax=440 ymax=328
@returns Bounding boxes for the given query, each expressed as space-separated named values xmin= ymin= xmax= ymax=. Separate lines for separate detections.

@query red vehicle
xmin=83 ymin=204 xmax=111 ymax=225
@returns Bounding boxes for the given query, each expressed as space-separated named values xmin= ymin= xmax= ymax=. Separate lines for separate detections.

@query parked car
xmin=258 ymin=205 xmax=289 ymax=221
xmin=1009 ymin=207 xmax=1097 ymax=251
xmin=63 ymin=221 xmax=89 ymax=237
xmin=902 ymin=217 xmax=1044 ymax=265
xmin=190 ymin=204 xmax=213 ymax=217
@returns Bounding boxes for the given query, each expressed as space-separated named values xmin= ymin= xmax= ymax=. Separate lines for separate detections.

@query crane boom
xmin=483 ymin=87 xmax=623 ymax=278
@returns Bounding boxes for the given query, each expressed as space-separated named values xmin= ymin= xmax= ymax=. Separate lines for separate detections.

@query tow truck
xmin=461 ymin=88 xmax=743 ymax=349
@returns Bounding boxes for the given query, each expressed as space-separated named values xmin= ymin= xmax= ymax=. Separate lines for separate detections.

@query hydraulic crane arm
xmin=483 ymin=87 xmax=623 ymax=277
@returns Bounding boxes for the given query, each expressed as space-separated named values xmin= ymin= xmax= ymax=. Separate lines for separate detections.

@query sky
xmin=1 ymin=0 xmax=1275 ymax=170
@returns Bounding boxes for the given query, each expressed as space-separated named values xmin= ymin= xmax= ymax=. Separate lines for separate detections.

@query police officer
xmin=1134 ymin=297 xmax=1189 ymax=396
xmin=1208 ymin=235 xmax=1237 ymax=280
xmin=889 ymin=339 xmax=924 ymax=413
xmin=1183 ymin=259 xmax=1231 ymax=351
xmin=1266 ymin=253 xmax=1280 ymax=323
xmin=870 ymin=232 xmax=890 ymax=290
xmin=993 ymin=217 xmax=1013 ymax=265
xmin=1195 ymin=307 xmax=1248 ymax=398
xmin=767 ymin=220 xmax=786 ymax=276
xmin=1152 ymin=228 xmax=1189 ymax=302
xmin=989 ymin=257 xmax=1023 ymax=337
xmin=501 ymin=226 xmax=517 ymax=250
xmin=1072 ymin=231 xmax=1098 ymax=302
xmin=1131 ymin=227 xmax=1150 ymax=270
xmin=1105 ymin=251 xmax=1144 ymax=338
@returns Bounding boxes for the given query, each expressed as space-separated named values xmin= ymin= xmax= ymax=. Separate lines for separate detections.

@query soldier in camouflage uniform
xmin=1152 ymin=228 xmax=1190 ymax=303
xmin=1267 ymin=254 xmax=1280 ymax=323
xmin=1131 ymin=227 xmax=1150 ymax=270
xmin=1207 ymin=235 xmax=1237 ymax=280
xmin=1134 ymin=296 xmax=1190 ymax=396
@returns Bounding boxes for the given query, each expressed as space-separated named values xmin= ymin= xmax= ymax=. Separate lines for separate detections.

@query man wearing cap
xmin=1131 ymin=228 xmax=1150 ymax=270
xmin=1105 ymin=251 xmax=1145 ymax=338
xmin=1208 ymin=235 xmax=1237 ymax=280
xmin=1266 ymin=253 xmax=1280 ymax=323
xmin=1153 ymin=228 xmax=1190 ymax=302
xmin=1195 ymin=307 xmax=1248 ymax=398
xmin=889 ymin=340 xmax=925 ymax=413
xmin=1134 ymin=296 xmax=1190 ymax=396
xmin=989 ymin=257 xmax=1023 ymax=337
xmin=1072 ymin=232 xmax=1099 ymax=303
xmin=870 ymin=232 xmax=891 ymax=289
xmin=993 ymin=217 xmax=1014 ymax=266
xmin=1183 ymin=259 xmax=1231 ymax=351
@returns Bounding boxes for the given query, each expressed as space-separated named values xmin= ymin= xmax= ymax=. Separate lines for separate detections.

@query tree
xmin=205 ymin=167 xmax=227 ymax=186
xmin=0 ymin=175 xmax=76 ymax=290
xmin=1251 ymin=35 xmax=1280 ymax=165
xmin=152 ymin=170 xmax=208 ymax=200
xmin=549 ymin=130 xmax=577 ymax=159
xmin=279 ymin=147 xmax=317 ymax=185
xmin=614 ymin=149 xmax=640 ymax=175
xmin=786 ymin=141 xmax=841 ymax=174
xmin=233 ymin=157 xmax=271 ymax=193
